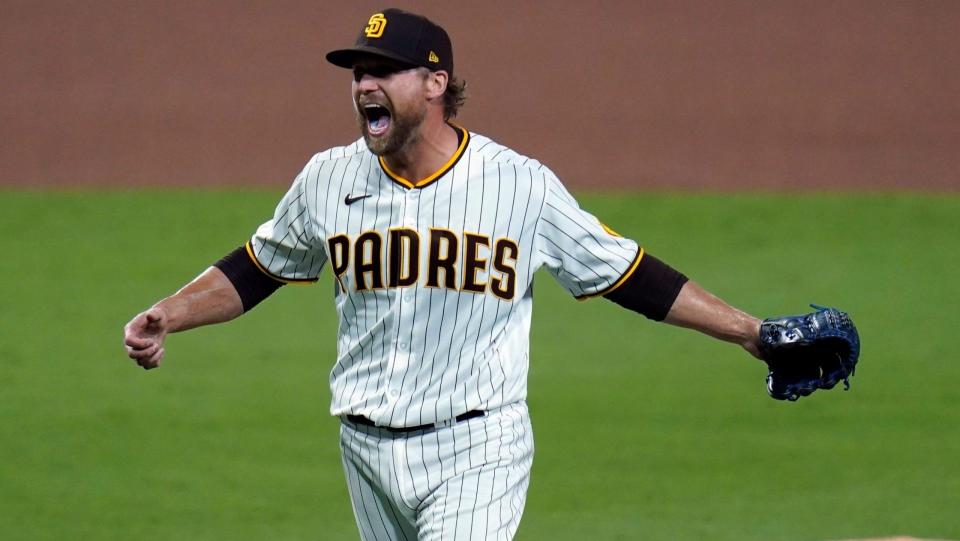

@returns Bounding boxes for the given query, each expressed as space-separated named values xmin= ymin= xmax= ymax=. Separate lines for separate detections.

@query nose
xmin=354 ymin=73 xmax=380 ymax=93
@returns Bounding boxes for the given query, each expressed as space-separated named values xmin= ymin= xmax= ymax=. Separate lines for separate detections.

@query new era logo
xmin=428 ymin=51 xmax=439 ymax=63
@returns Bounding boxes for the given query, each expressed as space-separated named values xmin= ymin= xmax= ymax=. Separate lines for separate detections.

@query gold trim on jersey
xmin=379 ymin=125 xmax=470 ymax=190
xmin=245 ymin=241 xmax=317 ymax=285
xmin=575 ymin=247 xmax=645 ymax=301
xmin=600 ymin=222 xmax=621 ymax=237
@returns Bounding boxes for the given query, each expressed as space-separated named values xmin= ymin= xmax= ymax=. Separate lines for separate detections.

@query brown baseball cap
xmin=326 ymin=8 xmax=454 ymax=75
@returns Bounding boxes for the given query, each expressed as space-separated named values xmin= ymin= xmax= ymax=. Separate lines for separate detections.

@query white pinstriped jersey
xmin=249 ymin=126 xmax=641 ymax=427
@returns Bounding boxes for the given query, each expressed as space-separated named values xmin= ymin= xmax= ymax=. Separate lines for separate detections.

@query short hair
xmin=443 ymin=75 xmax=467 ymax=120
xmin=418 ymin=68 xmax=467 ymax=120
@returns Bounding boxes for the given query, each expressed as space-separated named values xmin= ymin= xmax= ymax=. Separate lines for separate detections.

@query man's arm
xmin=123 ymin=267 xmax=243 ymax=370
xmin=602 ymin=252 xmax=761 ymax=359
xmin=663 ymin=280 xmax=762 ymax=359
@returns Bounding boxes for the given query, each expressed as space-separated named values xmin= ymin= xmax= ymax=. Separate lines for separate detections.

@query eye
xmin=353 ymin=64 xmax=409 ymax=82
xmin=354 ymin=66 xmax=387 ymax=82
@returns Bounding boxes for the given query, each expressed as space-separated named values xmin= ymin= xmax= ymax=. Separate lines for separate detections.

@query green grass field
xmin=1 ymin=190 xmax=957 ymax=540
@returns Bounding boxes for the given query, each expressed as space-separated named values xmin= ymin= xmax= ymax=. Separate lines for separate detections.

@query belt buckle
xmin=433 ymin=417 xmax=455 ymax=430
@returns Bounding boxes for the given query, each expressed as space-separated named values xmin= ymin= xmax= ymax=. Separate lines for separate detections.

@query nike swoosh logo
xmin=344 ymin=194 xmax=372 ymax=205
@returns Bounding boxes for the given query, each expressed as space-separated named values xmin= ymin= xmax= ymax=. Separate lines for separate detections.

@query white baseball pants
xmin=339 ymin=401 xmax=534 ymax=540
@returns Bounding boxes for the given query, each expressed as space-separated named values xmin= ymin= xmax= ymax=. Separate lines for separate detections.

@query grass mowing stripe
xmin=0 ymin=190 xmax=957 ymax=540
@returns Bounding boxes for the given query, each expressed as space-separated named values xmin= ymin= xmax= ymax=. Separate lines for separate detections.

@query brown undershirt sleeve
xmin=603 ymin=252 xmax=688 ymax=321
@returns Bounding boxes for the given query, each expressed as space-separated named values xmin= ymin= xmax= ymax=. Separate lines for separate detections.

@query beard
xmin=357 ymin=100 xmax=427 ymax=157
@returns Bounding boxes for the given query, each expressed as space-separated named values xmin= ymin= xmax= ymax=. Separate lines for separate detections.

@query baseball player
xmin=124 ymin=8 xmax=856 ymax=540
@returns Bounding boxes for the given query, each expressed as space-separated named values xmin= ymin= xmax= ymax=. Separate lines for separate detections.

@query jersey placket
xmin=381 ymin=189 xmax=421 ymax=419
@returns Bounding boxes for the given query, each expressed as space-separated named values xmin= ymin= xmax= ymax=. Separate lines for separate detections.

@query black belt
xmin=345 ymin=410 xmax=485 ymax=433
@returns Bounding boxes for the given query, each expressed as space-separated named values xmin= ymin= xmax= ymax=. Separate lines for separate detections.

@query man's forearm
xmin=154 ymin=266 xmax=244 ymax=333
xmin=664 ymin=281 xmax=762 ymax=357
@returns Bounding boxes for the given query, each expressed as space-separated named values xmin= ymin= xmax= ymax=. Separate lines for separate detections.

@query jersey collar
xmin=378 ymin=124 xmax=469 ymax=190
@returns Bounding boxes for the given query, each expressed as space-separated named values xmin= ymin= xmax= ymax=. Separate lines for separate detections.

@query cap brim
xmin=325 ymin=46 xmax=421 ymax=70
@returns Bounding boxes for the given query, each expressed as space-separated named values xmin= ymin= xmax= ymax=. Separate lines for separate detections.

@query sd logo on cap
xmin=364 ymin=13 xmax=387 ymax=38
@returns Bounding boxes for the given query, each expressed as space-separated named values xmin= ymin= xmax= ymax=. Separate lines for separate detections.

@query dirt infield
xmin=3 ymin=1 xmax=958 ymax=190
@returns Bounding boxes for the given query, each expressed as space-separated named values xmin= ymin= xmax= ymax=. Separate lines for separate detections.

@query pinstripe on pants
xmin=339 ymin=402 xmax=534 ymax=540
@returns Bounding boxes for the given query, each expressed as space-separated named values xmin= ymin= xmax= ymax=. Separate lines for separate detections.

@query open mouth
xmin=363 ymin=104 xmax=392 ymax=136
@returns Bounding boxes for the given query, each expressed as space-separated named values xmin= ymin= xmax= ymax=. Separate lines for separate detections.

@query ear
xmin=424 ymin=70 xmax=448 ymax=100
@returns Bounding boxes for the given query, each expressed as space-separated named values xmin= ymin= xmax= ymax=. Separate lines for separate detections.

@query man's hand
xmin=124 ymin=306 xmax=170 ymax=370
xmin=742 ymin=338 xmax=762 ymax=360
xmin=121 ymin=267 xmax=246 ymax=370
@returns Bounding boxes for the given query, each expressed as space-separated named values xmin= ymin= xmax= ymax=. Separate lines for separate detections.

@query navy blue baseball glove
xmin=758 ymin=305 xmax=860 ymax=401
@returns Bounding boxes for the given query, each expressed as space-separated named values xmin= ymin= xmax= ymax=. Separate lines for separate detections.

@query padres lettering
xmin=327 ymin=228 xmax=518 ymax=300
xmin=364 ymin=14 xmax=387 ymax=38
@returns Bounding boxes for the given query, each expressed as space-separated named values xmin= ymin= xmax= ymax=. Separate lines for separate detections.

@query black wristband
xmin=604 ymin=252 xmax=688 ymax=321
xmin=213 ymin=245 xmax=284 ymax=312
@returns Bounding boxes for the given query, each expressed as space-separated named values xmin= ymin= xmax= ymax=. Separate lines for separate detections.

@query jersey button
xmin=398 ymin=342 xmax=408 ymax=350
xmin=389 ymin=389 xmax=400 ymax=398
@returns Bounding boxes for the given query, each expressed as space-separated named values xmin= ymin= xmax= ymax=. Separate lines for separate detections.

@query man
xmin=124 ymin=8 xmax=766 ymax=540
